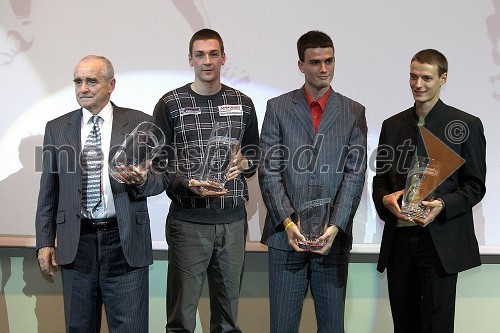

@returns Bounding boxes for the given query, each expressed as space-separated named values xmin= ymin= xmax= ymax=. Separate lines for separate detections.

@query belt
xmin=81 ymin=217 xmax=118 ymax=231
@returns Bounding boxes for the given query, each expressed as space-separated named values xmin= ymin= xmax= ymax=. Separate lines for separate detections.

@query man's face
xmin=409 ymin=61 xmax=447 ymax=106
xmin=189 ymin=39 xmax=225 ymax=85
xmin=73 ymin=59 xmax=115 ymax=114
xmin=298 ymin=47 xmax=335 ymax=93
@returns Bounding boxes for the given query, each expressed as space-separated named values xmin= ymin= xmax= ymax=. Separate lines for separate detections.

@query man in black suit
xmin=372 ymin=49 xmax=486 ymax=333
xmin=36 ymin=55 xmax=165 ymax=332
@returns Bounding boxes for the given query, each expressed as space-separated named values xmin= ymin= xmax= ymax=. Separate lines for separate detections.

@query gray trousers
xmin=165 ymin=216 xmax=246 ymax=333
xmin=268 ymin=247 xmax=348 ymax=333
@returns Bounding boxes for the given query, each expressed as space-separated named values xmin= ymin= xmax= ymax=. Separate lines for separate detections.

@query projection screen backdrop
xmin=1 ymin=0 xmax=499 ymax=253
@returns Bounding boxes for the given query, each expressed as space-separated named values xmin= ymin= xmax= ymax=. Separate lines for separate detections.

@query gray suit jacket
xmin=259 ymin=88 xmax=367 ymax=256
xmin=35 ymin=103 xmax=165 ymax=267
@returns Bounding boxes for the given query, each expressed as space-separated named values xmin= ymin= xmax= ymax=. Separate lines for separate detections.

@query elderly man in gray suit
xmin=259 ymin=31 xmax=367 ymax=333
xmin=35 ymin=55 xmax=165 ymax=332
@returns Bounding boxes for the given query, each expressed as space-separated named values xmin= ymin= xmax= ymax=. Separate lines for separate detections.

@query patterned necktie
xmin=82 ymin=115 xmax=103 ymax=212
xmin=416 ymin=115 xmax=427 ymax=157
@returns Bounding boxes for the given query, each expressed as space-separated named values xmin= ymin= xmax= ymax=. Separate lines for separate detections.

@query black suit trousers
xmin=386 ymin=226 xmax=457 ymax=333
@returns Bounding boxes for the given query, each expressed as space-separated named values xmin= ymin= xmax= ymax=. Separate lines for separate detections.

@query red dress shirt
xmin=304 ymin=86 xmax=331 ymax=132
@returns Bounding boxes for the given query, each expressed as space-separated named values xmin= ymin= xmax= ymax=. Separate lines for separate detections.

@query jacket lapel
xmin=66 ymin=110 xmax=82 ymax=152
xmin=316 ymin=90 xmax=341 ymax=135
xmin=290 ymin=89 xmax=315 ymax=141
xmin=66 ymin=110 xmax=83 ymax=179
xmin=109 ymin=104 xmax=129 ymax=160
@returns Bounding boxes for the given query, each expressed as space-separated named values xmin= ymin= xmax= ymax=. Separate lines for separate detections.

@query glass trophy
xmin=109 ymin=121 xmax=165 ymax=183
xmin=200 ymin=121 xmax=243 ymax=191
xmin=401 ymin=156 xmax=442 ymax=219
xmin=296 ymin=186 xmax=332 ymax=250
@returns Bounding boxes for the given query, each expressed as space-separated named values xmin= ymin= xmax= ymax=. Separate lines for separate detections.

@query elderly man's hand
xmin=37 ymin=246 xmax=57 ymax=277
xmin=111 ymin=161 xmax=152 ymax=185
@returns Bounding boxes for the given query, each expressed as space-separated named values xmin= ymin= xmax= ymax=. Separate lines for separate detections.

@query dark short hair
xmin=297 ymin=31 xmax=334 ymax=62
xmin=411 ymin=49 xmax=448 ymax=76
xmin=189 ymin=28 xmax=224 ymax=56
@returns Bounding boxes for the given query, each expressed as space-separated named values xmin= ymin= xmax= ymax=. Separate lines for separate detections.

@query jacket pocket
xmin=56 ymin=211 xmax=65 ymax=224
xmin=135 ymin=211 xmax=150 ymax=225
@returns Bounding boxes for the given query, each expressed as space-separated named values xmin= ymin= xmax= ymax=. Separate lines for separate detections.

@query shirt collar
xmin=304 ymin=86 xmax=332 ymax=111
xmin=82 ymin=101 xmax=113 ymax=125
xmin=411 ymin=99 xmax=444 ymax=126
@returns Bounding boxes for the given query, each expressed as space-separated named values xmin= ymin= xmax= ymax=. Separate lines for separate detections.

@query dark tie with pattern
xmin=82 ymin=115 xmax=103 ymax=212
xmin=416 ymin=115 xmax=427 ymax=157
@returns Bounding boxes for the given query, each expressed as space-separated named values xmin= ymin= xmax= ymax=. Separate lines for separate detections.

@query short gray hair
xmin=80 ymin=55 xmax=115 ymax=81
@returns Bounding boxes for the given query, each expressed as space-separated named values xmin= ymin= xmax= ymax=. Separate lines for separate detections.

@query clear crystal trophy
xmin=296 ymin=186 xmax=332 ymax=250
xmin=200 ymin=121 xmax=243 ymax=191
xmin=109 ymin=121 xmax=165 ymax=183
xmin=401 ymin=156 xmax=442 ymax=219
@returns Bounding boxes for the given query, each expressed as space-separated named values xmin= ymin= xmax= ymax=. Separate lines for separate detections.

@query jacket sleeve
xmin=372 ymin=120 xmax=398 ymax=224
xmin=35 ymin=124 xmax=58 ymax=250
xmin=241 ymin=99 xmax=260 ymax=177
xmin=439 ymin=116 xmax=486 ymax=220
xmin=329 ymin=105 xmax=368 ymax=233
xmin=152 ymin=98 xmax=191 ymax=197
xmin=258 ymin=99 xmax=296 ymax=229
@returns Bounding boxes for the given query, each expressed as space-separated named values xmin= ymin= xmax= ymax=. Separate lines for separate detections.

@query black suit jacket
xmin=373 ymin=99 xmax=486 ymax=274
xmin=35 ymin=103 xmax=165 ymax=267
